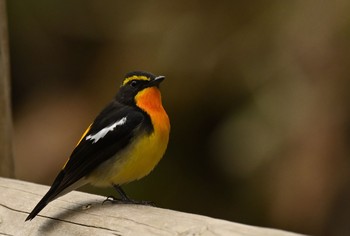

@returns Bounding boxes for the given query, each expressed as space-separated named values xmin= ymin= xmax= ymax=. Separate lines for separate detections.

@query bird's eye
xmin=130 ymin=81 xmax=138 ymax=87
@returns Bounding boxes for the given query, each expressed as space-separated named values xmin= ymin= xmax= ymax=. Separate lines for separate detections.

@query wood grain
xmin=0 ymin=177 xmax=303 ymax=236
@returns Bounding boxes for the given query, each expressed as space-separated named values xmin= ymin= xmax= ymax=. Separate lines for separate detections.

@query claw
xmin=102 ymin=195 xmax=155 ymax=206
xmin=103 ymin=184 xmax=156 ymax=206
xmin=103 ymin=196 xmax=120 ymax=205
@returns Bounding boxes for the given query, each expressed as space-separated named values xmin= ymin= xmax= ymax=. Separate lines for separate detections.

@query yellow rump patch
xmin=62 ymin=123 xmax=92 ymax=169
xmin=122 ymin=75 xmax=150 ymax=86
xmin=76 ymin=124 xmax=92 ymax=147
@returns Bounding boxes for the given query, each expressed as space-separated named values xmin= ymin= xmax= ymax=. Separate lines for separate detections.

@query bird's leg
xmin=113 ymin=184 xmax=131 ymax=202
xmin=113 ymin=184 xmax=155 ymax=206
xmin=102 ymin=184 xmax=155 ymax=206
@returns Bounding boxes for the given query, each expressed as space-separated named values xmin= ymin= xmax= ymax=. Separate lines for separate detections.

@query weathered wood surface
xmin=0 ymin=177 xmax=303 ymax=236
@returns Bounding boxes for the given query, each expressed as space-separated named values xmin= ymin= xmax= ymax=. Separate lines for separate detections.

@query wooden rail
xmin=0 ymin=177 xmax=304 ymax=236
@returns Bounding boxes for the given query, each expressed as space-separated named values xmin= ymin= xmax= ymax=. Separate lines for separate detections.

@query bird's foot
xmin=102 ymin=195 xmax=155 ymax=206
xmin=102 ymin=196 xmax=120 ymax=205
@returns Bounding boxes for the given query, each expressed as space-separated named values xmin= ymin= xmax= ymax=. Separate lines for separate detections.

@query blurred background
xmin=7 ymin=1 xmax=350 ymax=235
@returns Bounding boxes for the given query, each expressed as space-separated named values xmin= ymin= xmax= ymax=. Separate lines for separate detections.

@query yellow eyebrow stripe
xmin=122 ymin=75 xmax=150 ymax=86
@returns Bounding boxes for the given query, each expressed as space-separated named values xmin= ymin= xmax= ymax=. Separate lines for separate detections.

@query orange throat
xmin=135 ymin=87 xmax=170 ymax=133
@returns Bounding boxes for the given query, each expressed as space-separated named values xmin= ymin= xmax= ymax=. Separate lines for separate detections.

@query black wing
xmin=26 ymin=101 xmax=148 ymax=221
xmin=62 ymin=102 xmax=147 ymax=184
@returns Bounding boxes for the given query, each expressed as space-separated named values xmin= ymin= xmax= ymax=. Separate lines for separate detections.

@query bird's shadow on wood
xmin=38 ymin=197 xmax=127 ymax=233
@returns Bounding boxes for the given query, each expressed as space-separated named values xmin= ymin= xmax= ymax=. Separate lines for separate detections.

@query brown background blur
xmin=8 ymin=1 xmax=350 ymax=235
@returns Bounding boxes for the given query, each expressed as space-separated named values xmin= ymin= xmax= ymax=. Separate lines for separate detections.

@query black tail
xmin=25 ymin=195 xmax=49 ymax=221
xmin=25 ymin=171 xmax=66 ymax=221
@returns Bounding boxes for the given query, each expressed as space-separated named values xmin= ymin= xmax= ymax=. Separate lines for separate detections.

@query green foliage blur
xmin=9 ymin=1 xmax=350 ymax=235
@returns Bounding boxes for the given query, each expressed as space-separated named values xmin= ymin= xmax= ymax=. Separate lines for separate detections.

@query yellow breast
xmin=108 ymin=127 xmax=169 ymax=184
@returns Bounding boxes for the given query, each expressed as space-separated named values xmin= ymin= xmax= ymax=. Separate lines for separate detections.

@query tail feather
xmin=26 ymin=171 xmax=87 ymax=221
xmin=25 ymin=196 xmax=49 ymax=221
xmin=26 ymin=171 xmax=65 ymax=221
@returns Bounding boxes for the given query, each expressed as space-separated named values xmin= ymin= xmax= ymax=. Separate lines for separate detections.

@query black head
xmin=116 ymin=71 xmax=165 ymax=105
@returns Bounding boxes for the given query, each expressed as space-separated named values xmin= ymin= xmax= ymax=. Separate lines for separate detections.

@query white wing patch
xmin=86 ymin=117 xmax=127 ymax=143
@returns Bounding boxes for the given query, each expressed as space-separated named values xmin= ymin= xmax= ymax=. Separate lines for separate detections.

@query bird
xmin=25 ymin=71 xmax=170 ymax=221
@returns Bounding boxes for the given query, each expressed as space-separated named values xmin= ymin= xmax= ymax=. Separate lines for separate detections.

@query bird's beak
xmin=150 ymin=76 xmax=165 ymax=87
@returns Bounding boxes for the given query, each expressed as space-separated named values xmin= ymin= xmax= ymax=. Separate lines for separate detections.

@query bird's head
xmin=116 ymin=71 xmax=165 ymax=107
